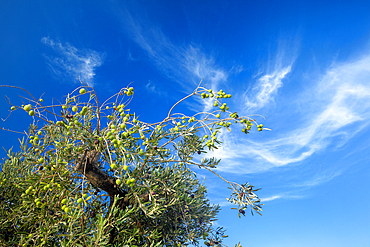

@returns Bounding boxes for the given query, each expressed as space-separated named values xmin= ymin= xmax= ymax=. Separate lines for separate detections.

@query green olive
xmin=24 ymin=104 xmax=32 ymax=112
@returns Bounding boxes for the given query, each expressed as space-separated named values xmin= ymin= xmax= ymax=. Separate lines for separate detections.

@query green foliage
xmin=0 ymin=82 xmax=267 ymax=246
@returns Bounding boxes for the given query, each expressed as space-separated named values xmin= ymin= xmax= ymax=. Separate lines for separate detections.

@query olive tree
xmin=0 ymin=82 xmax=266 ymax=247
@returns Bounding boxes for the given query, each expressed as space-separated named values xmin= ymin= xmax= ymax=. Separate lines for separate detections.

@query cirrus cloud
xmin=41 ymin=37 xmax=105 ymax=86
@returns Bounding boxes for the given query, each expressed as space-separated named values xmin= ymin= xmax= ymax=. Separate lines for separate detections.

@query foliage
xmin=0 ymin=82 xmax=266 ymax=246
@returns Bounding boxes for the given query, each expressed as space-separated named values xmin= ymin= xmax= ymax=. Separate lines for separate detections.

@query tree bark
xmin=74 ymin=150 xmax=151 ymax=244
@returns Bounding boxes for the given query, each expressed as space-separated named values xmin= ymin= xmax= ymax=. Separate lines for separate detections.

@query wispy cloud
xmin=110 ymin=2 xmax=370 ymax=192
xmin=183 ymin=46 xmax=228 ymax=87
xmin=41 ymin=37 xmax=105 ymax=86
xmin=244 ymin=65 xmax=291 ymax=110
xmin=260 ymin=195 xmax=282 ymax=202
xmin=207 ymin=49 xmax=370 ymax=187
xmin=145 ymin=80 xmax=168 ymax=98
xmin=111 ymin=4 xmax=227 ymax=94
xmin=260 ymin=194 xmax=305 ymax=202
xmin=243 ymin=44 xmax=297 ymax=111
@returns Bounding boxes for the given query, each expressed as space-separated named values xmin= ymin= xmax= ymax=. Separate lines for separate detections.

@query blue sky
xmin=1 ymin=0 xmax=370 ymax=246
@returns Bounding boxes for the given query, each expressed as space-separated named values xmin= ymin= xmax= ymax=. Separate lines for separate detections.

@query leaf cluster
xmin=0 ymin=82 xmax=268 ymax=246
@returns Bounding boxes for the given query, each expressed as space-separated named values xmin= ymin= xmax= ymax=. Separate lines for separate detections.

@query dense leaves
xmin=0 ymin=83 xmax=267 ymax=246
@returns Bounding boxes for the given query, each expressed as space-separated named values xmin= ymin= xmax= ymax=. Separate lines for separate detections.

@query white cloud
xmin=260 ymin=194 xmax=305 ymax=202
xmin=260 ymin=195 xmax=282 ymax=202
xmin=243 ymin=45 xmax=296 ymax=111
xmin=243 ymin=66 xmax=291 ymax=110
xmin=207 ymin=50 xmax=370 ymax=185
xmin=293 ymin=168 xmax=344 ymax=188
xmin=111 ymin=2 xmax=370 ymax=191
xmin=183 ymin=46 xmax=228 ymax=86
xmin=41 ymin=37 xmax=105 ymax=86
xmin=112 ymin=6 xmax=227 ymax=95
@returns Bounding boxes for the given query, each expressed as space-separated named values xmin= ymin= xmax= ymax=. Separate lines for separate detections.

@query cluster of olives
xmin=15 ymin=97 xmax=44 ymax=116
xmin=202 ymin=89 xmax=265 ymax=136
xmin=17 ymin=89 xmax=90 ymax=132
xmin=103 ymin=102 xmax=150 ymax=152
xmin=218 ymin=103 xmax=229 ymax=112
xmin=28 ymin=131 xmax=44 ymax=146
xmin=125 ymin=177 xmax=136 ymax=187
xmin=60 ymin=198 xmax=70 ymax=213
xmin=241 ymin=119 xmax=254 ymax=134
xmin=203 ymin=128 xmax=221 ymax=148
xmin=105 ymin=122 xmax=126 ymax=149
xmin=215 ymin=89 xmax=231 ymax=99
xmin=201 ymin=89 xmax=231 ymax=100
xmin=216 ymin=121 xmax=231 ymax=128
xmin=201 ymin=89 xmax=213 ymax=98
xmin=171 ymin=120 xmax=185 ymax=133
xmin=125 ymin=87 xmax=134 ymax=96
xmin=7 ymin=85 xmax=264 ymax=247
xmin=23 ymin=104 xmax=35 ymax=116
xmin=60 ymin=192 xmax=89 ymax=214
xmin=111 ymin=163 xmax=135 ymax=187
